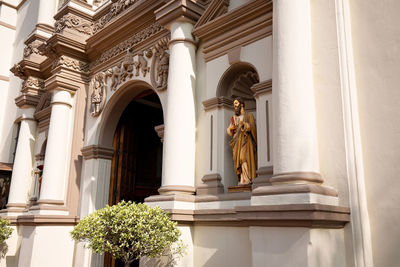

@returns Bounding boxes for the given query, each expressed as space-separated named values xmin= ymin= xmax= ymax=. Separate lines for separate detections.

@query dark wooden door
xmin=105 ymin=92 xmax=163 ymax=267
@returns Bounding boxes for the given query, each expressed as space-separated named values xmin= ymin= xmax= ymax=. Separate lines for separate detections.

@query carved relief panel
xmin=90 ymin=72 xmax=107 ymax=117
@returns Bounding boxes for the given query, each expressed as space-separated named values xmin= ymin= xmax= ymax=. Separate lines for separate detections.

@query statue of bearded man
xmin=226 ymin=98 xmax=257 ymax=185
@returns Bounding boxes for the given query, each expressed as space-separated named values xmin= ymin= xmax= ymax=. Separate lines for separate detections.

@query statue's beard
xmin=234 ymin=106 xmax=241 ymax=116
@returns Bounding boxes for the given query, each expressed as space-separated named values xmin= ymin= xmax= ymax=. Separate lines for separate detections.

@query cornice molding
xmin=15 ymin=94 xmax=41 ymax=108
xmin=81 ymin=145 xmax=114 ymax=160
xmin=155 ymin=0 xmax=206 ymax=27
xmin=252 ymin=79 xmax=272 ymax=98
xmin=45 ymin=73 xmax=82 ymax=93
xmin=193 ymin=0 xmax=273 ymax=62
xmin=202 ymin=96 xmax=233 ymax=111
xmin=193 ymin=0 xmax=228 ymax=29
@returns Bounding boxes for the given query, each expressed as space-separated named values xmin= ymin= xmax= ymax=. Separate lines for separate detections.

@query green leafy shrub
xmin=0 ymin=218 xmax=13 ymax=259
xmin=71 ymin=201 xmax=185 ymax=266
xmin=0 ymin=218 xmax=12 ymax=244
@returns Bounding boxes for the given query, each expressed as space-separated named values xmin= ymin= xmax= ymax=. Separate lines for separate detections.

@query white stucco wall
xmin=349 ymin=1 xmax=400 ymax=266
xmin=194 ymin=226 xmax=252 ymax=267
xmin=18 ymin=225 xmax=75 ymax=267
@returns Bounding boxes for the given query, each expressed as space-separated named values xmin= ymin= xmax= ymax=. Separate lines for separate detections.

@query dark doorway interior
xmin=104 ymin=90 xmax=163 ymax=267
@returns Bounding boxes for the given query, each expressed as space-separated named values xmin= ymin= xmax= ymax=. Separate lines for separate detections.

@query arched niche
xmin=217 ymin=62 xmax=259 ymax=111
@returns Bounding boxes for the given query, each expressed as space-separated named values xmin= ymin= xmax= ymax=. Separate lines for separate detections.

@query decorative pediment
xmin=193 ymin=0 xmax=273 ymax=62
xmin=193 ymin=0 xmax=229 ymax=30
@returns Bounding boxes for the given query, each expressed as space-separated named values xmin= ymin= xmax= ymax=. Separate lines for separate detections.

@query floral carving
xmin=90 ymin=72 xmax=107 ymax=117
xmin=22 ymin=77 xmax=45 ymax=90
xmin=151 ymin=37 xmax=169 ymax=91
xmin=91 ymin=22 xmax=164 ymax=68
xmin=92 ymin=0 xmax=140 ymax=34
xmin=52 ymin=56 xmax=89 ymax=73
xmin=54 ymin=14 xmax=93 ymax=35
xmin=24 ymin=40 xmax=45 ymax=58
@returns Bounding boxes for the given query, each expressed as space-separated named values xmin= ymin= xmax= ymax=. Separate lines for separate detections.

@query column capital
xmin=45 ymin=73 xmax=81 ymax=94
xmin=155 ymin=0 xmax=206 ymax=28
xmin=15 ymin=76 xmax=46 ymax=108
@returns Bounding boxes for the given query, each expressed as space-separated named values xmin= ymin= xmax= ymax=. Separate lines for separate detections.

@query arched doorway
xmin=104 ymin=89 xmax=163 ymax=267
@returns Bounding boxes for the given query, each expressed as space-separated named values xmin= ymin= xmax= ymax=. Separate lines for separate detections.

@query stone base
xmin=228 ymin=184 xmax=252 ymax=193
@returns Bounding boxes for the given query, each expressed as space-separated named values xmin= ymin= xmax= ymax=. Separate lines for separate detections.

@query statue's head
xmin=233 ymin=97 xmax=244 ymax=116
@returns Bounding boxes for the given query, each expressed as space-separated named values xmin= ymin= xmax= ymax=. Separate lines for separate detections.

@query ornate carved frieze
xmin=105 ymin=48 xmax=151 ymax=91
xmin=91 ymin=22 xmax=164 ymax=68
xmin=22 ymin=76 xmax=45 ymax=91
xmin=92 ymin=0 xmax=140 ymax=34
xmin=54 ymin=13 xmax=93 ymax=36
xmin=90 ymin=72 xmax=106 ymax=116
xmin=103 ymin=37 xmax=170 ymax=91
xmin=52 ymin=55 xmax=89 ymax=73
xmin=15 ymin=76 xmax=46 ymax=108
xmin=150 ymin=37 xmax=169 ymax=91
xmin=24 ymin=39 xmax=45 ymax=58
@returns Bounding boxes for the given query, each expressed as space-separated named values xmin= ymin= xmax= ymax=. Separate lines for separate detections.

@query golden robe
xmin=227 ymin=112 xmax=257 ymax=184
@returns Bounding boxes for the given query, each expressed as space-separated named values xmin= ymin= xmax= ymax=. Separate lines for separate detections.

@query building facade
xmin=0 ymin=0 xmax=399 ymax=266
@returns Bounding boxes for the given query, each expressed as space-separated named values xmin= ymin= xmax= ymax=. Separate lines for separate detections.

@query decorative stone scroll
xmin=151 ymin=37 xmax=169 ymax=91
xmin=24 ymin=40 xmax=45 ymax=58
xmin=91 ymin=22 xmax=164 ymax=68
xmin=54 ymin=13 xmax=93 ymax=35
xmin=52 ymin=55 xmax=89 ymax=73
xmin=10 ymin=63 xmax=26 ymax=80
xmin=90 ymin=72 xmax=106 ymax=117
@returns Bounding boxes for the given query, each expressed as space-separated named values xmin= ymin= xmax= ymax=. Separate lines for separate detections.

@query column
xmin=39 ymin=90 xmax=72 ymax=203
xmin=159 ymin=21 xmax=197 ymax=195
xmin=37 ymin=0 xmax=57 ymax=25
xmin=271 ymin=0 xmax=323 ymax=184
xmin=7 ymin=108 xmax=37 ymax=210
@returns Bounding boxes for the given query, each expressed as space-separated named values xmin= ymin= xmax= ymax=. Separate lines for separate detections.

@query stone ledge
xmin=1 ymin=215 xmax=79 ymax=226
xmin=162 ymin=204 xmax=350 ymax=228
